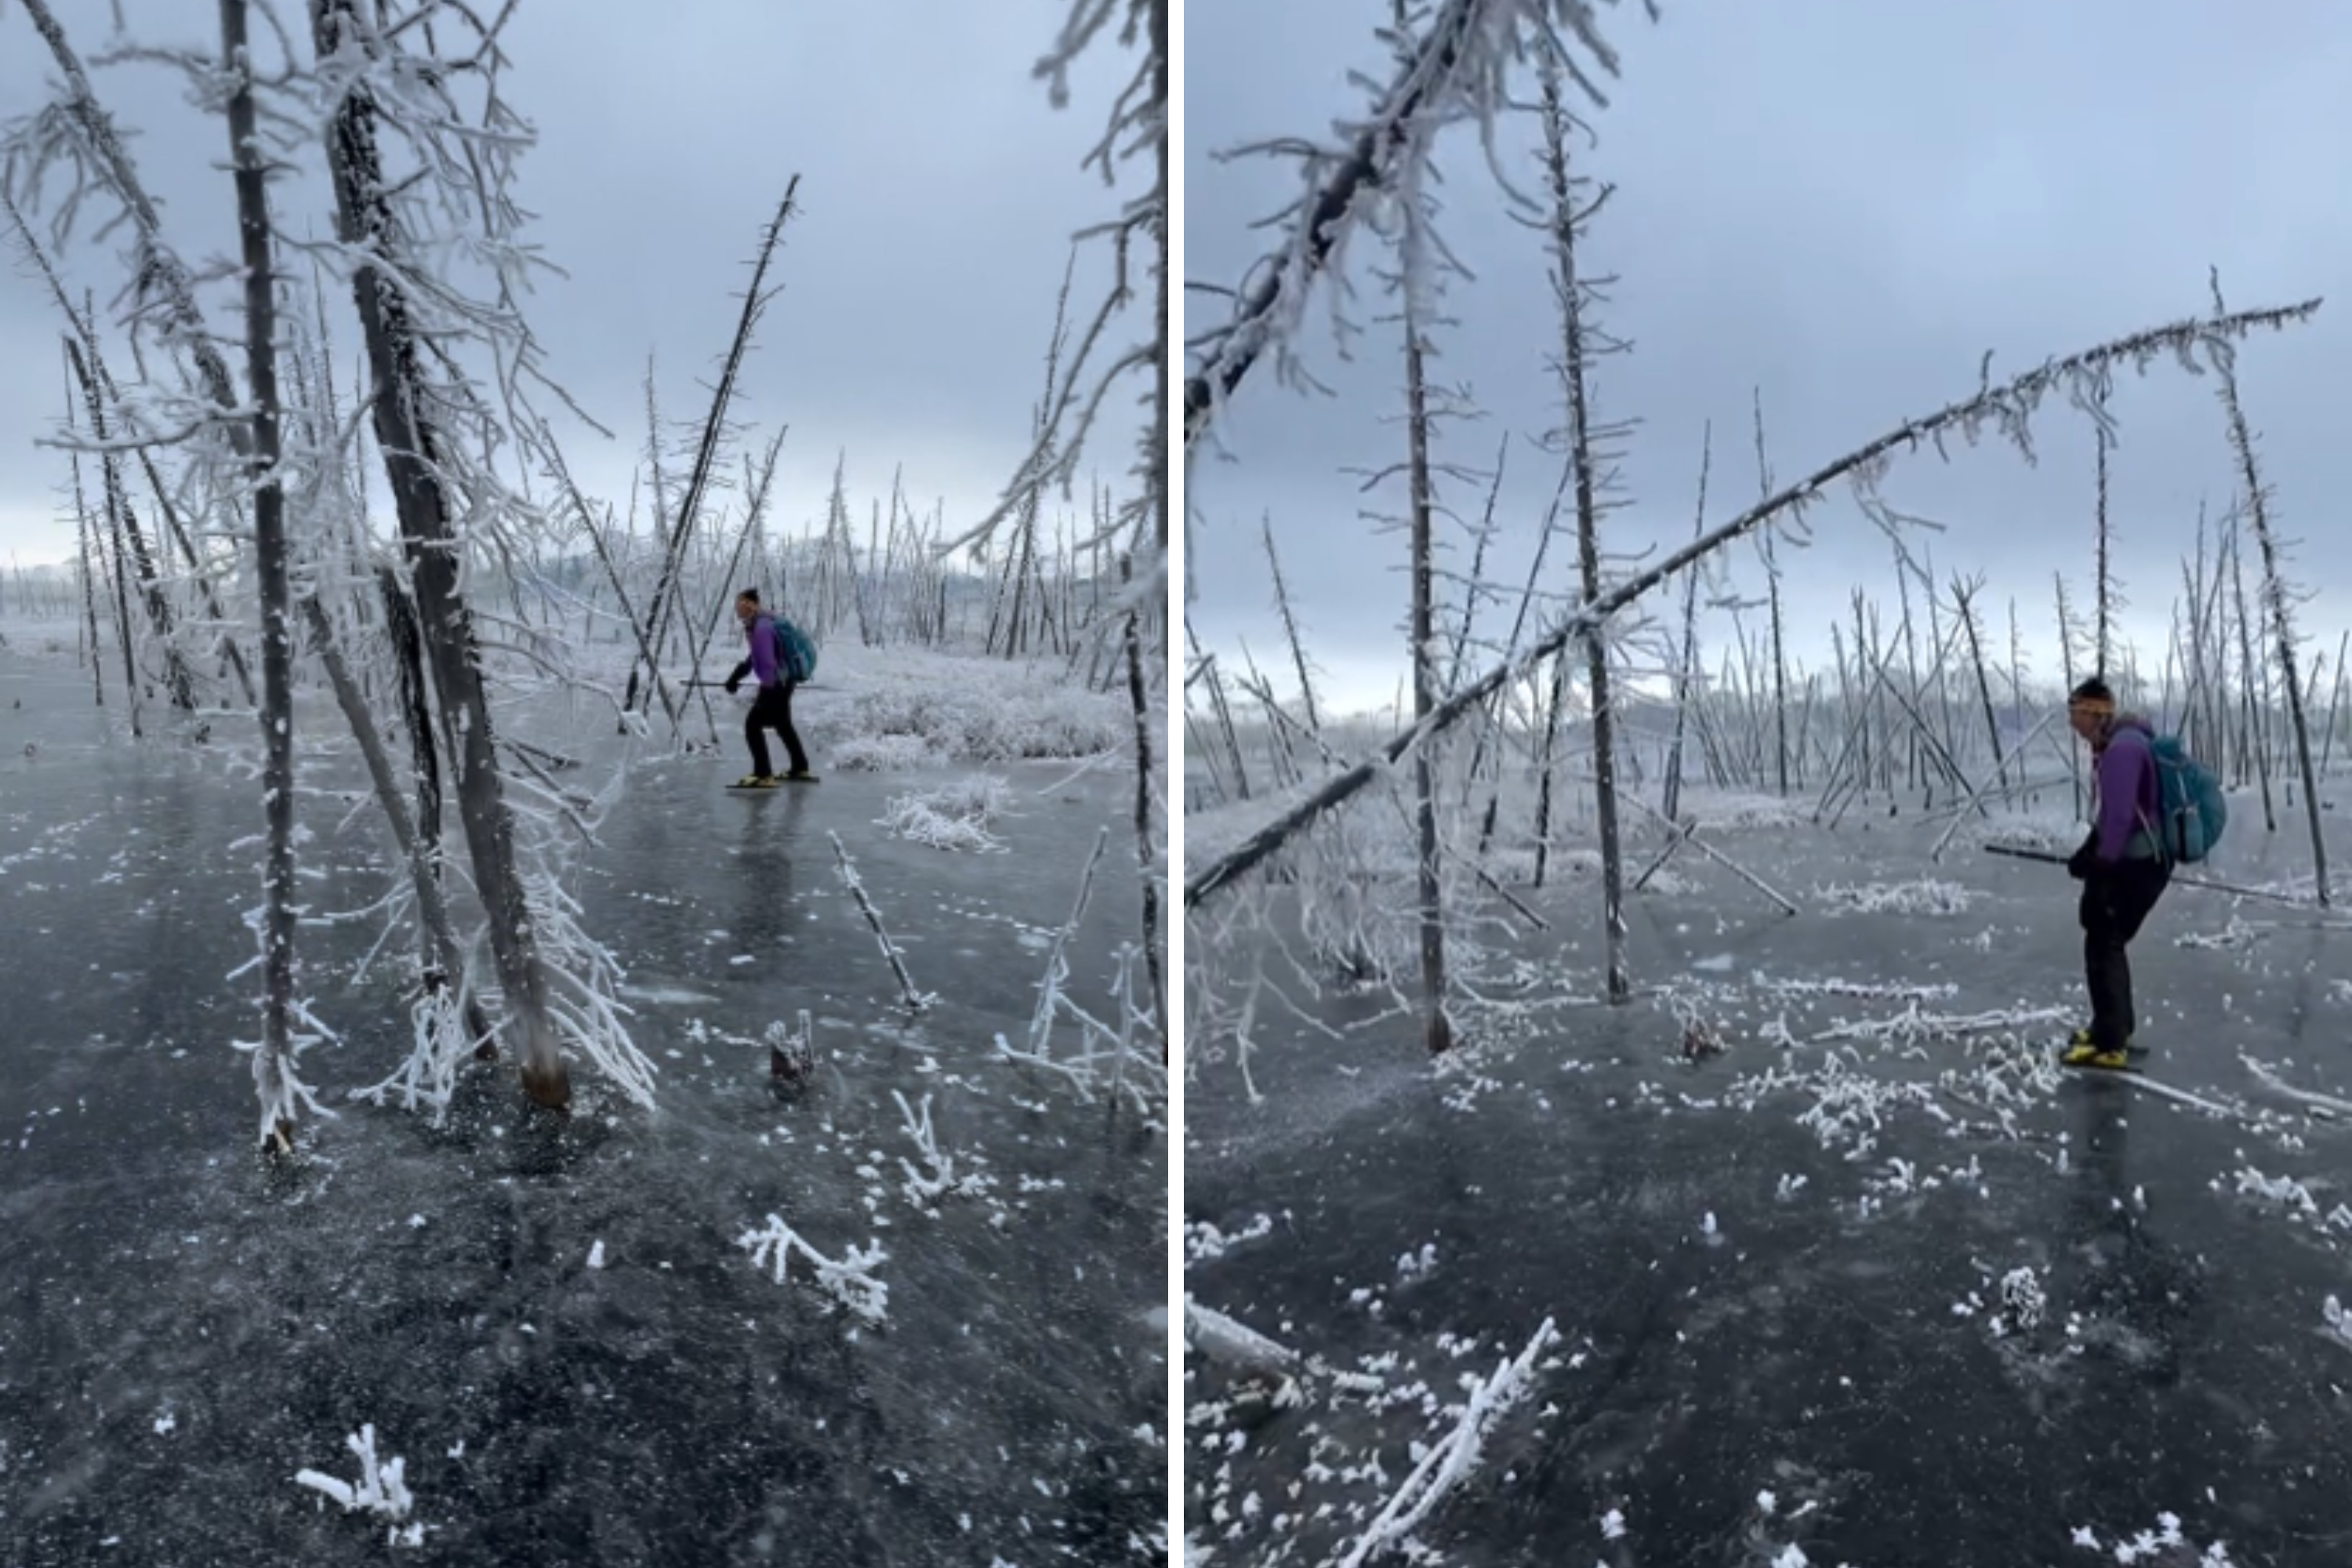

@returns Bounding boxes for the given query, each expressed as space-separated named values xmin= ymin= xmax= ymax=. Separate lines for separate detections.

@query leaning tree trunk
xmin=2212 ymin=271 xmax=2330 ymax=904
xmin=64 ymin=338 xmax=197 ymax=712
xmin=1540 ymin=70 xmax=1628 ymax=1003
xmin=221 ymin=0 xmax=303 ymax=1152
xmin=314 ymin=0 xmax=569 ymax=1109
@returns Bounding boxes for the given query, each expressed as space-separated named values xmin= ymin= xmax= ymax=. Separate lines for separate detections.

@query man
xmin=2062 ymin=677 xmax=2169 ymax=1069
xmin=724 ymin=588 xmax=815 ymax=787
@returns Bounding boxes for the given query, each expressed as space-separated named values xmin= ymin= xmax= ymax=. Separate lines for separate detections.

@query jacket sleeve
xmin=750 ymin=619 xmax=780 ymax=686
xmin=2092 ymin=740 xmax=2151 ymax=861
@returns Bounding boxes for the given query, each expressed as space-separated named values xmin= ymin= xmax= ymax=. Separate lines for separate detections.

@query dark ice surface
xmin=1 ymin=653 xmax=1167 ymax=1566
xmin=1185 ymin=801 xmax=2352 ymax=1567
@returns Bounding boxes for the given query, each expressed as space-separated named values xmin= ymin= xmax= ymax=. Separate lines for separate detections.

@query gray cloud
xmin=1 ymin=1 xmax=1143 ymax=565
xmin=1186 ymin=0 xmax=2352 ymax=717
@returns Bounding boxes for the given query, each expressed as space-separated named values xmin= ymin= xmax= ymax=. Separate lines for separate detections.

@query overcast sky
xmin=0 ymin=2 xmax=1141 ymax=573
xmin=1186 ymin=0 xmax=2352 ymax=719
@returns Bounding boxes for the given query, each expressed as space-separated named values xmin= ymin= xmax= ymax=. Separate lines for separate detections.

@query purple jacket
xmin=744 ymin=615 xmax=783 ymax=688
xmin=2092 ymin=717 xmax=2161 ymax=862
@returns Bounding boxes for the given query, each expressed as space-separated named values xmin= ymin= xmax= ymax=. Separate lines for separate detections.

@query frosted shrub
xmin=833 ymin=735 xmax=935 ymax=773
xmin=1813 ymin=878 xmax=1977 ymax=916
xmin=842 ymin=661 xmax=1128 ymax=764
xmin=879 ymin=774 xmax=1011 ymax=852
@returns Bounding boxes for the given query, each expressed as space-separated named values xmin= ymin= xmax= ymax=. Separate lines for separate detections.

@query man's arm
xmin=750 ymin=622 xmax=780 ymax=687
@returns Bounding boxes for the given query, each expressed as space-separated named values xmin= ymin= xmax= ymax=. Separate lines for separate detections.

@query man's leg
xmin=778 ymin=681 xmax=810 ymax=775
xmin=744 ymin=688 xmax=777 ymax=778
xmin=2080 ymin=877 xmax=2129 ymax=1050
xmin=2103 ymin=862 xmax=2172 ymax=1046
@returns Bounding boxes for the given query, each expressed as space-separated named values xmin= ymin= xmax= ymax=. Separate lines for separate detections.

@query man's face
xmin=2067 ymin=703 xmax=2101 ymax=745
xmin=735 ymin=596 xmax=757 ymax=625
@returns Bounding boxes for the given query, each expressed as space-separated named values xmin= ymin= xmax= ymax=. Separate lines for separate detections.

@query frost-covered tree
xmin=5 ymin=0 xmax=656 ymax=1138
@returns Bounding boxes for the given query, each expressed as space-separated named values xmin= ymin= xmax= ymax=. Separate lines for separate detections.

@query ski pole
xmin=1983 ymin=843 xmax=2324 ymax=909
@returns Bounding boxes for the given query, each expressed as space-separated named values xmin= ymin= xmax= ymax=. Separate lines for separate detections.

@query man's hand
xmin=724 ymin=674 xmax=742 ymax=696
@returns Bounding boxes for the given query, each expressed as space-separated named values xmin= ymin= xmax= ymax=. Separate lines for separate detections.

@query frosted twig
xmin=2240 ymin=1055 xmax=2352 ymax=1120
xmin=1182 ymin=1296 xmax=1301 ymax=1376
xmin=736 ymin=1212 xmax=890 ymax=1325
xmin=826 ymin=830 xmax=933 ymax=1012
xmin=993 ymin=1029 xmax=1098 ymax=1103
xmin=292 ymin=1422 xmax=413 ymax=1523
xmin=891 ymin=1089 xmax=992 ymax=1207
xmin=1332 ymin=1316 xmax=1561 ymax=1566
xmin=1031 ymin=825 xmax=1111 ymax=1057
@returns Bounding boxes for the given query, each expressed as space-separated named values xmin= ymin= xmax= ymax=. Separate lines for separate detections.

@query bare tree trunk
xmin=1750 ymin=391 xmax=1790 ymax=797
xmin=58 ymin=351 xmax=138 ymax=728
xmin=1404 ymin=321 xmax=1452 ymax=1054
xmin=2212 ymin=271 xmax=2329 ymax=903
xmin=1263 ymin=514 xmax=1322 ymax=739
xmin=2093 ymin=418 xmax=2114 ymax=673
xmin=624 ymin=183 xmax=799 ymax=720
xmin=1952 ymin=575 xmax=2010 ymax=793
xmin=222 ymin=0 xmax=301 ymax=1152
xmin=1661 ymin=423 xmax=1710 ymax=823
xmin=2055 ymin=573 xmax=2084 ymax=816
xmin=303 ymin=596 xmax=495 ymax=1050
xmin=67 ymin=441 xmax=105 ymax=710
xmin=1531 ymin=648 xmax=1567 ymax=889
xmin=62 ymin=339 xmax=198 ymax=712
xmin=314 ymin=0 xmax=570 ymax=1109
xmin=1540 ymin=71 xmax=1628 ymax=1003
xmin=2226 ymin=527 xmax=2277 ymax=831
xmin=1119 ymin=554 xmax=1167 ymax=1051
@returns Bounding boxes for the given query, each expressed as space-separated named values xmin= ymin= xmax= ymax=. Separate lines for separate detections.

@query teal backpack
xmin=2146 ymin=732 xmax=2227 ymax=863
xmin=762 ymin=614 xmax=817 ymax=684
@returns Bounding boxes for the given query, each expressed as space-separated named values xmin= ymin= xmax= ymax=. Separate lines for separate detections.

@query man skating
xmin=2061 ymin=677 xmax=2169 ymax=1069
xmin=724 ymin=588 xmax=815 ymax=788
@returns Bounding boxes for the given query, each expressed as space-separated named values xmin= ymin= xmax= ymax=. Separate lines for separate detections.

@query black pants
xmin=2079 ymin=858 xmax=2170 ymax=1049
xmin=744 ymin=681 xmax=808 ymax=777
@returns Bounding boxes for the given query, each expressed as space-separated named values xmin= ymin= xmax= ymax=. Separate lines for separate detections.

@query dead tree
xmin=1950 ymin=575 xmax=2010 ymax=794
xmin=221 ymin=0 xmax=309 ymax=1153
xmin=1396 ymin=158 xmax=1454 ymax=1056
xmin=1751 ymin=391 xmax=1791 ymax=796
xmin=2211 ymin=270 xmax=2330 ymax=905
xmin=2093 ymin=409 xmax=2116 ymax=673
xmin=1661 ymin=423 xmax=1711 ymax=823
xmin=1262 ymin=514 xmax=1323 ymax=739
xmin=1534 ymin=67 xmax=1629 ymax=1003
xmin=1120 ymin=554 xmax=1168 ymax=1047
xmin=56 ymin=350 xmax=141 ymax=732
xmin=622 ymin=186 xmax=799 ymax=726
xmin=61 ymin=338 xmax=197 ymax=713
xmin=2223 ymin=523 xmax=2277 ymax=828
xmin=314 ymin=0 xmax=572 ymax=1108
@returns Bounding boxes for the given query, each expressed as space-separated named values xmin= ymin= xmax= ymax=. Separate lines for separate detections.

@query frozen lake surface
xmin=2 ymin=652 xmax=1167 ymax=1565
xmin=1185 ymin=802 xmax=2352 ymax=1567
